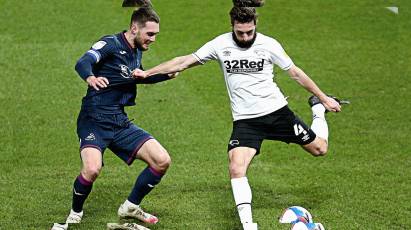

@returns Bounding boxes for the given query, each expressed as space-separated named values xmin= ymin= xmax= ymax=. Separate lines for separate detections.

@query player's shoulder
xmin=208 ymin=32 xmax=232 ymax=43
xmin=203 ymin=32 xmax=235 ymax=50
xmin=100 ymin=34 xmax=117 ymax=41
xmin=256 ymin=32 xmax=282 ymax=46
xmin=255 ymin=33 xmax=287 ymax=54
xmin=92 ymin=34 xmax=120 ymax=49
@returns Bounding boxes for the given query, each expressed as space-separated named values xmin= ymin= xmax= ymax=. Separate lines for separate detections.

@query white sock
xmin=311 ymin=104 xmax=328 ymax=141
xmin=243 ymin=223 xmax=258 ymax=230
xmin=231 ymin=177 xmax=253 ymax=224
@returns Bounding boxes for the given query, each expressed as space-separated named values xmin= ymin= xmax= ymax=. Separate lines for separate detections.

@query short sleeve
xmin=269 ymin=40 xmax=294 ymax=71
xmin=192 ymin=39 xmax=218 ymax=64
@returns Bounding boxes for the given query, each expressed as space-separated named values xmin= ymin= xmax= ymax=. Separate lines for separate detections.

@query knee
xmin=311 ymin=145 xmax=328 ymax=157
xmin=152 ymin=152 xmax=171 ymax=173
xmin=228 ymin=148 xmax=255 ymax=178
xmin=81 ymin=165 xmax=101 ymax=182
xmin=229 ymin=161 xmax=247 ymax=178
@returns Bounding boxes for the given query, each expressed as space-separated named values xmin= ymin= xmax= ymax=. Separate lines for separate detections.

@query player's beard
xmin=134 ymin=32 xmax=147 ymax=51
xmin=232 ymin=30 xmax=257 ymax=49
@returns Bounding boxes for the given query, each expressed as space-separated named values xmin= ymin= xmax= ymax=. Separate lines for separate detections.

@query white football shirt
xmin=193 ymin=32 xmax=294 ymax=121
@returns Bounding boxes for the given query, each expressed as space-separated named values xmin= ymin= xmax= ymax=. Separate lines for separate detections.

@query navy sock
xmin=128 ymin=167 xmax=163 ymax=205
xmin=72 ymin=174 xmax=93 ymax=213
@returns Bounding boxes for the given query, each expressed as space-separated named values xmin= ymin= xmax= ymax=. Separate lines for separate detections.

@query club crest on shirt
xmin=254 ymin=49 xmax=266 ymax=58
xmin=119 ymin=64 xmax=132 ymax=78
xmin=223 ymin=50 xmax=231 ymax=56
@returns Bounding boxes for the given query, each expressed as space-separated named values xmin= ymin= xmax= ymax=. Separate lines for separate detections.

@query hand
xmin=86 ymin=76 xmax=109 ymax=91
xmin=168 ymin=72 xmax=179 ymax=78
xmin=132 ymin=69 xmax=148 ymax=79
xmin=322 ymin=96 xmax=341 ymax=112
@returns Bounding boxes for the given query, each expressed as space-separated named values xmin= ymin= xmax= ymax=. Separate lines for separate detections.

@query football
xmin=291 ymin=222 xmax=325 ymax=230
xmin=279 ymin=206 xmax=313 ymax=224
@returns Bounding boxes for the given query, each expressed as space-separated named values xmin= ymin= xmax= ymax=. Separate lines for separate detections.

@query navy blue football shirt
xmin=75 ymin=31 xmax=170 ymax=113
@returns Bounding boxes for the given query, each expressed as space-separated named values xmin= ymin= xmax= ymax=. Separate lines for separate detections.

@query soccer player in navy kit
xmin=62 ymin=7 xmax=175 ymax=227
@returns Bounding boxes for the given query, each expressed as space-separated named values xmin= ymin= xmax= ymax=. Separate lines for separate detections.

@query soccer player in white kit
xmin=133 ymin=6 xmax=343 ymax=230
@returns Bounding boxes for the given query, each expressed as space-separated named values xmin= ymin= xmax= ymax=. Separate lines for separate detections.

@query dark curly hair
xmin=233 ymin=0 xmax=265 ymax=7
xmin=229 ymin=7 xmax=258 ymax=25
xmin=122 ymin=0 xmax=153 ymax=7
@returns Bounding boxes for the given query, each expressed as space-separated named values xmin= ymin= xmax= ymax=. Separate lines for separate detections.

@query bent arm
xmin=75 ymin=52 xmax=109 ymax=90
xmin=145 ymin=54 xmax=201 ymax=76
xmin=287 ymin=65 xmax=341 ymax=112
xmin=287 ymin=65 xmax=328 ymax=101
xmin=75 ymin=54 xmax=96 ymax=81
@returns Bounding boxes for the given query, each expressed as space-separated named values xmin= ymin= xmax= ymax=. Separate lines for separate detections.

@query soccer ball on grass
xmin=279 ymin=206 xmax=313 ymax=224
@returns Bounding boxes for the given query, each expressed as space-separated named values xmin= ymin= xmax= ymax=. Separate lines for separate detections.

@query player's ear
xmin=130 ymin=22 xmax=139 ymax=35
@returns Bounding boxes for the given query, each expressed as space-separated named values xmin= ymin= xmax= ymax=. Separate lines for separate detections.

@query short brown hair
xmin=229 ymin=7 xmax=257 ymax=25
xmin=233 ymin=0 xmax=265 ymax=7
xmin=130 ymin=7 xmax=160 ymax=27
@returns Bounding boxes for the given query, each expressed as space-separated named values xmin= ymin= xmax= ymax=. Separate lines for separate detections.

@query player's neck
xmin=123 ymin=31 xmax=136 ymax=49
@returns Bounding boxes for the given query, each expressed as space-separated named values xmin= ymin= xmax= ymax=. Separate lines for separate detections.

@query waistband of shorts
xmin=80 ymin=105 xmax=125 ymax=114
xmin=233 ymin=105 xmax=290 ymax=123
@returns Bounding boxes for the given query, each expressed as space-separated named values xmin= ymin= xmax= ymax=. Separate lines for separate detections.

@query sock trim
xmin=78 ymin=174 xmax=93 ymax=186
xmin=236 ymin=202 xmax=251 ymax=207
xmin=148 ymin=166 xmax=163 ymax=177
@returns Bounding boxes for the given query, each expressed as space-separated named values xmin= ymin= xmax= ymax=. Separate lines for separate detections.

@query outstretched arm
xmin=287 ymin=65 xmax=341 ymax=112
xmin=135 ymin=73 xmax=179 ymax=84
xmin=133 ymin=65 xmax=178 ymax=84
xmin=133 ymin=54 xmax=201 ymax=78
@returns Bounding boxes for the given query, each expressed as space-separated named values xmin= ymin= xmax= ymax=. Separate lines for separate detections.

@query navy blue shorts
xmin=77 ymin=110 xmax=153 ymax=165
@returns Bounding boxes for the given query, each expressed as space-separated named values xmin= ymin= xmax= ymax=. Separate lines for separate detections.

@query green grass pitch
xmin=0 ymin=0 xmax=409 ymax=229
